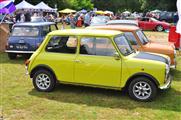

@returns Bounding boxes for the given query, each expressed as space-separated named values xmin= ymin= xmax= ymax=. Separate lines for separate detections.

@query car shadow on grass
xmin=171 ymin=69 xmax=181 ymax=81
xmin=0 ymin=53 xmax=28 ymax=64
xmin=28 ymin=83 xmax=181 ymax=112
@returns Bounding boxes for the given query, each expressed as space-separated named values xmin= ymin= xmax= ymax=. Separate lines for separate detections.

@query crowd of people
xmin=1 ymin=9 xmax=178 ymax=30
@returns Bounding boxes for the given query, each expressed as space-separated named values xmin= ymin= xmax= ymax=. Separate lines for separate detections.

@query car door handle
xmin=73 ymin=60 xmax=81 ymax=63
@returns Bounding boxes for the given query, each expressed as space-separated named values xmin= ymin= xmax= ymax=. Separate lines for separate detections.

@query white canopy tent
xmin=35 ymin=2 xmax=56 ymax=12
xmin=16 ymin=0 xmax=39 ymax=10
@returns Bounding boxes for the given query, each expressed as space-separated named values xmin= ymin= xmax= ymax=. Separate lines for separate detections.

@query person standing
xmin=69 ymin=14 xmax=76 ymax=29
xmin=84 ymin=12 xmax=91 ymax=27
xmin=25 ymin=11 xmax=31 ymax=22
xmin=176 ymin=0 xmax=181 ymax=34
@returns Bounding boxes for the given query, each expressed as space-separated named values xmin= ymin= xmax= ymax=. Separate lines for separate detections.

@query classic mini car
xmin=138 ymin=17 xmax=171 ymax=31
xmin=87 ymin=25 xmax=176 ymax=68
xmin=6 ymin=22 xmax=58 ymax=59
xmin=25 ymin=29 xmax=172 ymax=101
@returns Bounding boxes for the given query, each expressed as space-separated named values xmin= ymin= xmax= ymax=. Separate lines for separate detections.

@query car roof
xmin=48 ymin=29 xmax=122 ymax=37
xmin=107 ymin=20 xmax=138 ymax=26
xmin=14 ymin=22 xmax=55 ymax=27
xmin=87 ymin=25 xmax=140 ymax=32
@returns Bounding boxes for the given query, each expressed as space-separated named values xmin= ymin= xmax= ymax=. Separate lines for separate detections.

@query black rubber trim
xmin=30 ymin=64 xmax=57 ymax=80
xmin=127 ymin=72 xmax=160 ymax=86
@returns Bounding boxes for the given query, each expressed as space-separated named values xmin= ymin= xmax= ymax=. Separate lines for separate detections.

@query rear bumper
xmin=159 ymin=75 xmax=173 ymax=89
xmin=5 ymin=50 xmax=34 ymax=54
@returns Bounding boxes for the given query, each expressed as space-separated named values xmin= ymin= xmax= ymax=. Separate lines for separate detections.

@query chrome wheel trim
xmin=133 ymin=81 xmax=152 ymax=100
xmin=36 ymin=73 xmax=51 ymax=90
xmin=157 ymin=26 xmax=163 ymax=31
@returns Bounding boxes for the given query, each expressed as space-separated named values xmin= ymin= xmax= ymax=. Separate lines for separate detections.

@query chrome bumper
xmin=170 ymin=65 xmax=176 ymax=69
xmin=159 ymin=75 xmax=173 ymax=89
xmin=5 ymin=50 xmax=34 ymax=54
xmin=25 ymin=66 xmax=29 ymax=75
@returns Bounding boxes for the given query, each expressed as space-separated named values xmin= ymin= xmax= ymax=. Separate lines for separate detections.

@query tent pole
xmin=0 ymin=14 xmax=7 ymax=24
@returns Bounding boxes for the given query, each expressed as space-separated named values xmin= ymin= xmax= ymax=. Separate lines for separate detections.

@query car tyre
xmin=8 ymin=53 xmax=17 ymax=59
xmin=128 ymin=77 xmax=157 ymax=101
xmin=156 ymin=25 xmax=164 ymax=32
xmin=33 ymin=69 xmax=56 ymax=92
xmin=23 ymin=54 xmax=32 ymax=59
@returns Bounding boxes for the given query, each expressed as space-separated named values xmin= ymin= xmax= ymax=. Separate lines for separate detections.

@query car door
xmin=144 ymin=18 xmax=155 ymax=30
xmin=74 ymin=37 xmax=122 ymax=87
xmin=43 ymin=35 xmax=78 ymax=82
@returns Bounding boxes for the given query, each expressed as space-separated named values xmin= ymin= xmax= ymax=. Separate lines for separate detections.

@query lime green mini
xmin=26 ymin=29 xmax=172 ymax=101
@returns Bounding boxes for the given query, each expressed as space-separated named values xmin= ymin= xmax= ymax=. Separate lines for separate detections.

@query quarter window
xmin=80 ymin=37 xmax=115 ymax=56
xmin=46 ymin=36 xmax=77 ymax=54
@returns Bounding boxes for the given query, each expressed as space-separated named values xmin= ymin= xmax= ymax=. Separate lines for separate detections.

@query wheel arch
xmin=125 ymin=72 xmax=159 ymax=89
xmin=30 ymin=64 xmax=57 ymax=80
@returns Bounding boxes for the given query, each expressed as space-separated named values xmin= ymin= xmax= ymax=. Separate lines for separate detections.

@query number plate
xmin=16 ymin=45 xmax=28 ymax=49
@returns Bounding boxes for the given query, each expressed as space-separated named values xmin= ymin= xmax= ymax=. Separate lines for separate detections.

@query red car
xmin=138 ymin=17 xmax=171 ymax=31
xmin=169 ymin=26 xmax=181 ymax=50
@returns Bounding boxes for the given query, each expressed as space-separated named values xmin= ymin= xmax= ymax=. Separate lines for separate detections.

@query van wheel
xmin=156 ymin=25 xmax=164 ymax=32
xmin=128 ymin=77 xmax=157 ymax=101
xmin=33 ymin=69 xmax=56 ymax=92
xmin=23 ymin=54 xmax=32 ymax=59
xmin=8 ymin=53 xmax=17 ymax=59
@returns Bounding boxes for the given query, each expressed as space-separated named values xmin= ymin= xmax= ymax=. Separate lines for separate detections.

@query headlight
xmin=165 ymin=64 xmax=169 ymax=74
xmin=165 ymin=64 xmax=170 ymax=81
xmin=167 ymin=57 xmax=171 ymax=66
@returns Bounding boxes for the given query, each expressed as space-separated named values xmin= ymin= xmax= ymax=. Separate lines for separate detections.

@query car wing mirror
xmin=113 ymin=52 xmax=120 ymax=60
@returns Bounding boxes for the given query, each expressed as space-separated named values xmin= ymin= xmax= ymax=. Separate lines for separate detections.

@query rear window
xmin=12 ymin=27 xmax=39 ymax=37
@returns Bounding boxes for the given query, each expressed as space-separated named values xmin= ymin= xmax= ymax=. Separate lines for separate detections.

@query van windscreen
xmin=12 ymin=27 xmax=39 ymax=37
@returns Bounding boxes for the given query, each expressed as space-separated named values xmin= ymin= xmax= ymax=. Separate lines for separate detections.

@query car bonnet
xmin=134 ymin=52 xmax=169 ymax=65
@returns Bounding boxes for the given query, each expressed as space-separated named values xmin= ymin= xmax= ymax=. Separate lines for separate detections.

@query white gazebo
xmin=35 ymin=2 xmax=56 ymax=12
xmin=16 ymin=0 xmax=39 ymax=10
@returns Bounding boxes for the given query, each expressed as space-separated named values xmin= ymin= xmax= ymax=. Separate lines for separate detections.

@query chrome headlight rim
xmin=165 ymin=64 xmax=170 ymax=81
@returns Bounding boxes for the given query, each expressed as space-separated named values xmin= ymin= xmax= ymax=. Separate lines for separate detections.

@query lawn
xmin=0 ymin=31 xmax=181 ymax=120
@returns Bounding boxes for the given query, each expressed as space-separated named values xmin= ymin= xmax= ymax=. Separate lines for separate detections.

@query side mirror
xmin=113 ymin=52 xmax=120 ymax=60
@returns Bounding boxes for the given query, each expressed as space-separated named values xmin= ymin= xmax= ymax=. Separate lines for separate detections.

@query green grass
xmin=1 ymin=32 xmax=181 ymax=120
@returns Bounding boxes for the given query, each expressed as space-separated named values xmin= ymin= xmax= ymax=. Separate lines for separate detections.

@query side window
xmin=46 ymin=36 xmax=77 ymax=54
xmin=124 ymin=32 xmax=138 ymax=45
xmin=42 ymin=26 xmax=50 ymax=36
xmin=80 ymin=37 xmax=115 ymax=56
xmin=50 ymin=25 xmax=57 ymax=31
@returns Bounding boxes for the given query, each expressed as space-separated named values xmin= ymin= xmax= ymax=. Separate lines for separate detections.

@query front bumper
xmin=159 ymin=75 xmax=173 ymax=89
xmin=5 ymin=50 xmax=34 ymax=54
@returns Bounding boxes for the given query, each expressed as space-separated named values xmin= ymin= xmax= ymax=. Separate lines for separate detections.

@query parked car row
xmin=5 ymin=21 xmax=177 ymax=102
xmin=90 ymin=16 xmax=171 ymax=32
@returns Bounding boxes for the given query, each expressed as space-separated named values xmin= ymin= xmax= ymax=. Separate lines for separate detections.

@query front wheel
xmin=156 ymin=25 xmax=164 ymax=32
xmin=128 ymin=77 xmax=157 ymax=101
xmin=8 ymin=53 xmax=17 ymax=59
xmin=33 ymin=69 xmax=56 ymax=92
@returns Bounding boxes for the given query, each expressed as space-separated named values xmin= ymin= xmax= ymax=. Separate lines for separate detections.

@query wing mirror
xmin=113 ymin=52 xmax=120 ymax=60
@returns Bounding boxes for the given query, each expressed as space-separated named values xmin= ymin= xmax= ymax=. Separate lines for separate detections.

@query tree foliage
xmin=14 ymin=0 xmax=177 ymax=12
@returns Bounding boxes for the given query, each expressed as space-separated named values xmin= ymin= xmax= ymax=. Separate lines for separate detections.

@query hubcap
xmin=133 ymin=81 xmax=152 ymax=100
xmin=157 ymin=26 xmax=163 ymax=31
xmin=36 ymin=73 xmax=51 ymax=90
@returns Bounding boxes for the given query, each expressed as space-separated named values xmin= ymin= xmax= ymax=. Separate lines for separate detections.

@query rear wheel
xmin=156 ymin=25 xmax=164 ymax=32
xmin=8 ymin=53 xmax=17 ymax=59
xmin=23 ymin=54 xmax=32 ymax=59
xmin=128 ymin=77 xmax=157 ymax=101
xmin=33 ymin=69 xmax=56 ymax=92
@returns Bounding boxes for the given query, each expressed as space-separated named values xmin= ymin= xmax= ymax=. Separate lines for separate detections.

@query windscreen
xmin=12 ymin=27 xmax=39 ymax=37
